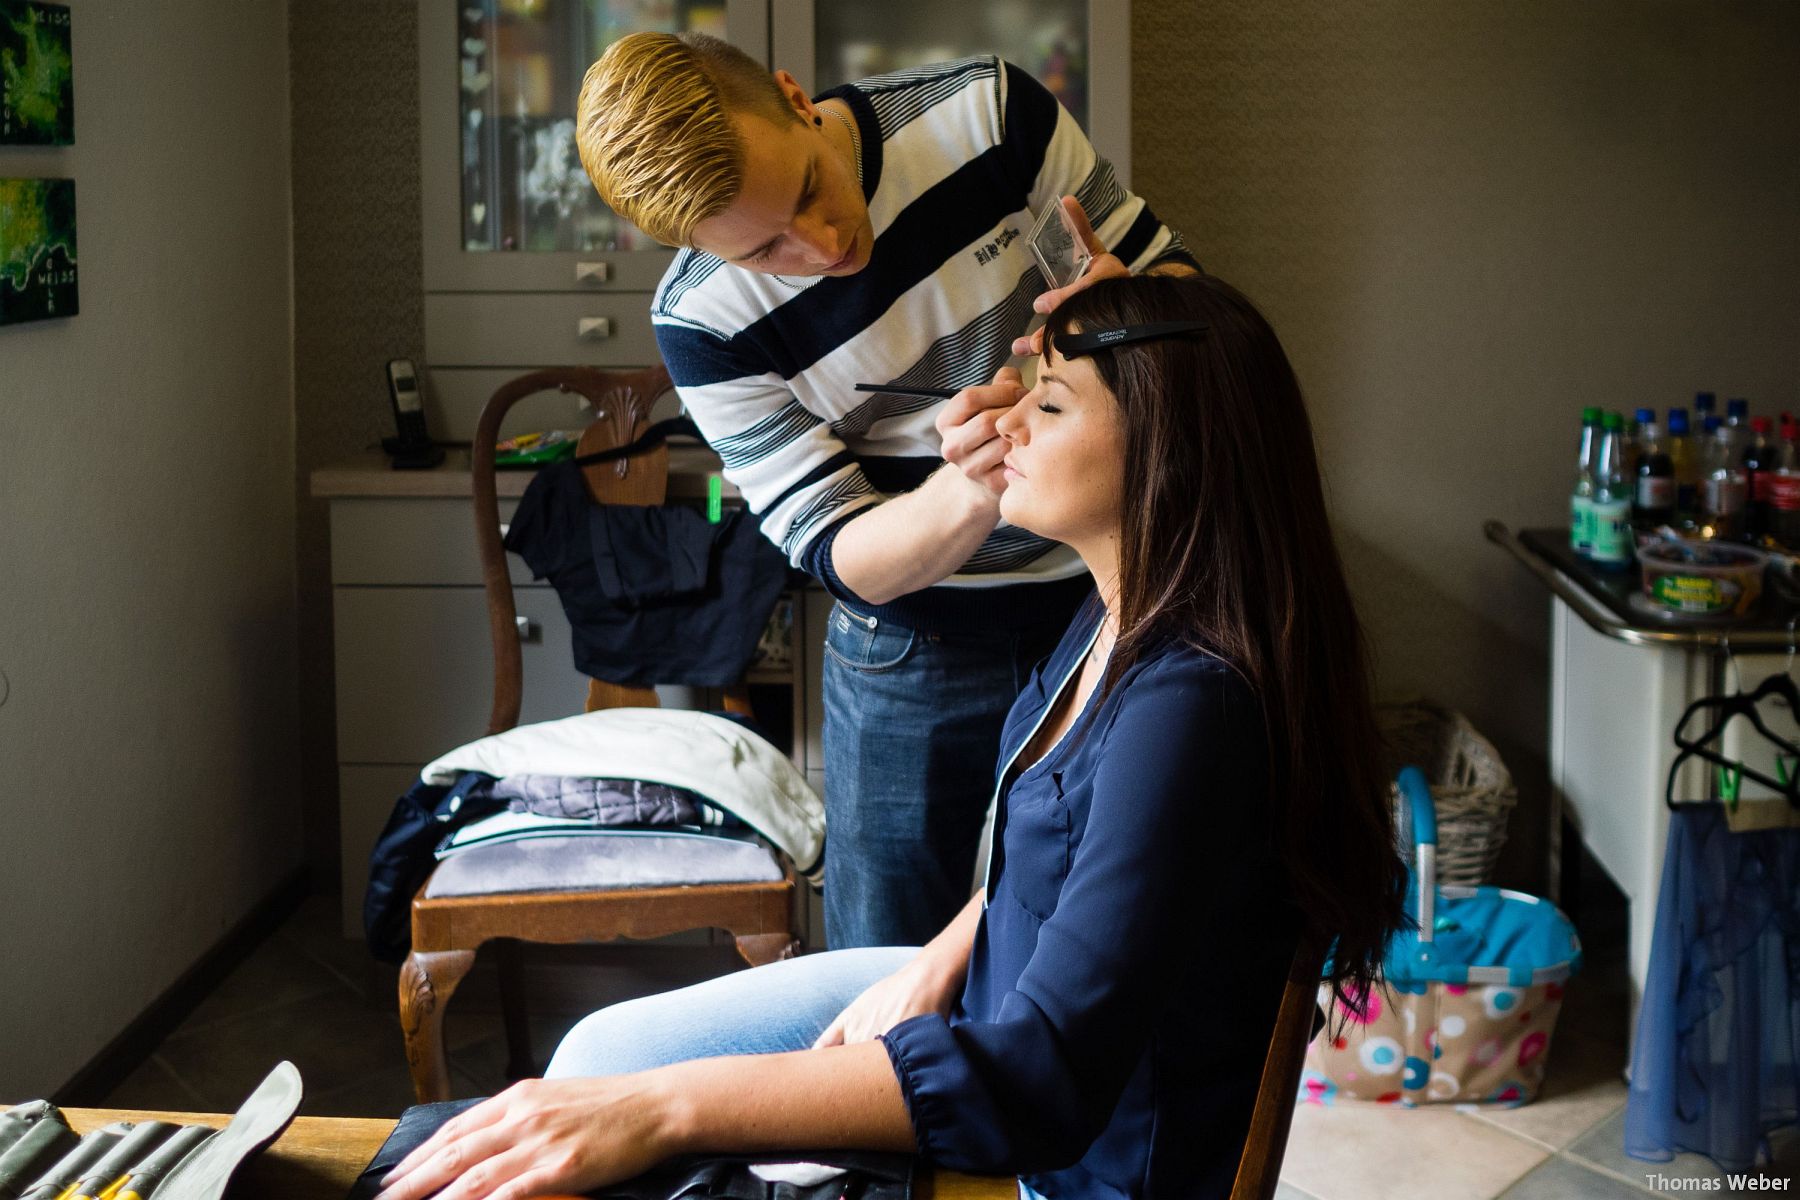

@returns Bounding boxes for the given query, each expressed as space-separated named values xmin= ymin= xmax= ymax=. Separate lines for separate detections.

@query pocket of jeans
xmin=823 ymin=604 xmax=917 ymax=673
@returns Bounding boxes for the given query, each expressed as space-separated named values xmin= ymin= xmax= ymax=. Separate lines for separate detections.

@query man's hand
xmin=936 ymin=367 xmax=1022 ymax=496
xmin=936 ymin=365 xmax=1027 ymax=497
xmin=375 ymin=1077 xmax=679 ymax=1200
xmin=1010 ymin=195 xmax=1131 ymax=356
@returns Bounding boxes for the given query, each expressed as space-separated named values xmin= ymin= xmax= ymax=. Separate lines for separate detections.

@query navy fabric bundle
xmin=503 ymin=463 xmax=789 ymax=688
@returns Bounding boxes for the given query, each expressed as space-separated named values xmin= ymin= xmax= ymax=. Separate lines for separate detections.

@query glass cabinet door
xmin=818 ymin=0 xmax=1089 ymax=125
xmin=771 ymin=0 xmax=1131 ymax=185
xmin=420 ymin=0 xmax=769 ymax=291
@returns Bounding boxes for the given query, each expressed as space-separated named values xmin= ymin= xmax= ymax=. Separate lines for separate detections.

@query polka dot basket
xmin=1299 ymin=767 xmax=1582 ymax=1108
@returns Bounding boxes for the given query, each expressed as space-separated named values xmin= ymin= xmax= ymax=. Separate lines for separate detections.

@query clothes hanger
xmin=1665 ymin=627 xmax=1800 ymax=811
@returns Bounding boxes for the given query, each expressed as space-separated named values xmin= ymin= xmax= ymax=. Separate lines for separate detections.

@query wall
xmin=0 ymin=0 xmax=296 ymax=1094
xmin=1134 ymin=0 xmax=1800 ymax=889
xmin=288 ymin=0 xmax=425 ymax=889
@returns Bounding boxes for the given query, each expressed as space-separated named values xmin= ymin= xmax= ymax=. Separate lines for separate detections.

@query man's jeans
xmin=820 ymin=603 xmax=1063 ymax=949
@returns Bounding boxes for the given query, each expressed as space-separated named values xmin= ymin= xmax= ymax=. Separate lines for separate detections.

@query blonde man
xmin=577 ymin=33 xmax=1198 ymax=949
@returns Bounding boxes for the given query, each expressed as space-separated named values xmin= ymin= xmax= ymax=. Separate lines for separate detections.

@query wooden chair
xmin=1227 ymin=934 xmax=1329 ymax=1200
xmin=397 ymin=366 xmax=802 ymax=1103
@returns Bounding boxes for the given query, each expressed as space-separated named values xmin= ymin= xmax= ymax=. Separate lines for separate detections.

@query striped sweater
xmin=653 ymin=56 xmax=1194 ymax=628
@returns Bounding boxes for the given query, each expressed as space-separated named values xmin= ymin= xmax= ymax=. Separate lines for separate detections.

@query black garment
xmin=346 ymin=1101 xmax=913 ymax=1200
xmin=362 ymin=772 xmax=505 ymax=963
xmin=504 ymin=462 xmax=789 ymax=688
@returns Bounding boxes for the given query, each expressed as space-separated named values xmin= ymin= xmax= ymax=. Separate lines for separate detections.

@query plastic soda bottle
xmin=1769 ymin=422 xmax=1800 ymax=546
xmin=1634 ymin=409 xmax=1675 ymax=531
xmin=1726 ymin=397 xmax=1749 ymax=434
xmin=1571 ymin=406 xmax=1601 ymax=554
xmin=1700 ymin=420 xmax=1748 ymax=539
xmin=1590 ymin=412 xmax=1634 ymax=569
xmin=1667 ymin=407 xmax=1697 ymax=524
xmin=1694 ymin=391 xmax=1717 ymax=429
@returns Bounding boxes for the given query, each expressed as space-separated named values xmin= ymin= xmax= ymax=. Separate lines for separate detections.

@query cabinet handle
xmin=515 ymin=616 xmax=540 ymax=643
xmin=575 ymin=260 xmax=612 ymax=285
xmin=577 ymin=317 xmax=613 ymax=341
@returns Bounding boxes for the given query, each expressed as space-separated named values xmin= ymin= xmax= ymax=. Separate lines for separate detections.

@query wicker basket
xmin=1375 ymin=700 xmax=1517 ymax=884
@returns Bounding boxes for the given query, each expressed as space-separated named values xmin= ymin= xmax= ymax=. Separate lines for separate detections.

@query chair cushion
xmin=423 ymin=832 xmax=784 ymax=899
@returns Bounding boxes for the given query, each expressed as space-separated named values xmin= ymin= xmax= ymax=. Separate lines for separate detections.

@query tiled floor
xmin=101 ymin=886 xmax=1794 ymax=1199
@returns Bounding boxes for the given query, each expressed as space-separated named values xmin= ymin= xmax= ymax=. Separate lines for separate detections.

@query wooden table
xmin=65 ymin=1110 xmax=1011 ymax=1200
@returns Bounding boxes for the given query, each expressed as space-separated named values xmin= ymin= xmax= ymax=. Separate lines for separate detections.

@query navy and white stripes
xmin=652 ymin=57 xmax=1193 ymax=586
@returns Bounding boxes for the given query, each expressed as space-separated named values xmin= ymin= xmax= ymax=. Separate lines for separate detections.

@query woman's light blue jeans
xmin=544 ymin=946 xmax=917 ymax=1077
xmin=543 ymin=948 xmax=1049 ymax=1199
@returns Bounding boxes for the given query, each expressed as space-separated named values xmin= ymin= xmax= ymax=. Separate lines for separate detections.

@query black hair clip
xmin=1054 ymin=320 xmax=1208 ymax=359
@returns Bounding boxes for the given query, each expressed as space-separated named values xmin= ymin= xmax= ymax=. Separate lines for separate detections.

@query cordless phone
xmin=382 ymin=358 xmax=444 ymax=469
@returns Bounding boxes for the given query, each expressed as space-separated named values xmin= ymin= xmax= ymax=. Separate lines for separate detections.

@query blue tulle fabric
xmin=1624 ymin=805 xmax=1800 ymax=1171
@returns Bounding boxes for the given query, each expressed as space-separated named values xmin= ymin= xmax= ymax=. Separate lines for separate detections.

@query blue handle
xmin=1397 ymin=766 xmax=1437 ymax=850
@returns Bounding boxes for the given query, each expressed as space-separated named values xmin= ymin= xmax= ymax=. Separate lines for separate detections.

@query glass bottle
xmin=1571 ymin=406 xmax=1601 ymax=554
xmin=1590 ymin=412 xmax=1634 ymax=569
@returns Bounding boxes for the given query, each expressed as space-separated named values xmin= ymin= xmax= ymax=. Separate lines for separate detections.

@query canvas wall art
xmin=1 ymin=1 xmax=72 ymax=145
xmin=0 ymin=177 xmax=77 ymax=324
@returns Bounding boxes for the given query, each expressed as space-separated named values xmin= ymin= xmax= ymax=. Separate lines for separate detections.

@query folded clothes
xmin=467 ymin=773 xmax=708 ymax=825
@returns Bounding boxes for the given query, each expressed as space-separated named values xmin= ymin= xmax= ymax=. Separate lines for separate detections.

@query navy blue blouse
xmin=882 ymin=596 xmax=1303 ymax=1199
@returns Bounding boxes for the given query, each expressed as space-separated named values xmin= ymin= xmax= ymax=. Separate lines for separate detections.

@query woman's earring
xmin=813 ymin=116 xmax=823 ymax=126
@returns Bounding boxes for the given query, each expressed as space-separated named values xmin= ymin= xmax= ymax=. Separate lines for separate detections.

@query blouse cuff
xmin=880 ymin=1013 xmax=978 ymax=1164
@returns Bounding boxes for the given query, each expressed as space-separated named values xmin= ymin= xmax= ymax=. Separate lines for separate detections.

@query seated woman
xmin=375 ymin=274 xmax=1409 ymax=1200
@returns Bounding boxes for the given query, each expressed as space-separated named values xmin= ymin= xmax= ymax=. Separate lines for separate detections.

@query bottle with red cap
xmin=1768 ymin=418 xmax=1800 ymax=546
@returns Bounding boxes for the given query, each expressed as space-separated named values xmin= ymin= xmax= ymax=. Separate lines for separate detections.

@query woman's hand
xmin=1010 ymin=195 xmax=1131 ymax=357
xmin=374 ymin=1075 xmax=683 ymax=1200
xmin=814 ymin=951 xmax=964 ymax=1047
xmin=935 ymin=365 xmax=1027 ymax=497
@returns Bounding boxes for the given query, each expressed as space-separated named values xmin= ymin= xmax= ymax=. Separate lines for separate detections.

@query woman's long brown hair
xmin=1046 ymin=273 xmax=1407 ymax=1009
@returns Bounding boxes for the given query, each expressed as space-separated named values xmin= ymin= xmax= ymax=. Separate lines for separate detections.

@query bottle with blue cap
xmin=1701 ymin=418 xmax=1748 ymax=540
xmin=1633 ymin=407 xmax=1674 ymax=531
xmin=1693 ymin=391 xmax=1717 ymax=429
xmin=1667 ymin=407 xmax=1697 ymax=524
xmin=1722 ymin=397 xmax=1750 ymax=460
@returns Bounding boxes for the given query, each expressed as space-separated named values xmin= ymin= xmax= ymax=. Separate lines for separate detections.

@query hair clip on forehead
xmin=1054 ymin=320 xmax=1208 ymax=359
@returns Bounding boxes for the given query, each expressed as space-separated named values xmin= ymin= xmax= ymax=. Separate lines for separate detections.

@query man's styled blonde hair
xmin=576 ymin=32 xmax=798 ymax=248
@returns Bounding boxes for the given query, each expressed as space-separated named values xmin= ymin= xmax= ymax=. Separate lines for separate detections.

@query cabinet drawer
xmin=334 ymin=587 xmax=589 ymax=763
xmin=331 ymin=498 xmax=538 ymax=587
xmin=425 ymin=293 xmax=658 ymax=367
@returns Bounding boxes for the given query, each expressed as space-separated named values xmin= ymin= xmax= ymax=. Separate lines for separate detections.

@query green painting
xmin=1 ymin=1 xmax=72 ymax=145
xmin=0 ymin=177 xmax=77 ymax=324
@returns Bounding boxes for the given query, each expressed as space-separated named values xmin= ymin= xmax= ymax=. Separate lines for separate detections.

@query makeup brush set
xmin=0 ymin=1063 xmax=301 ymax=1200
